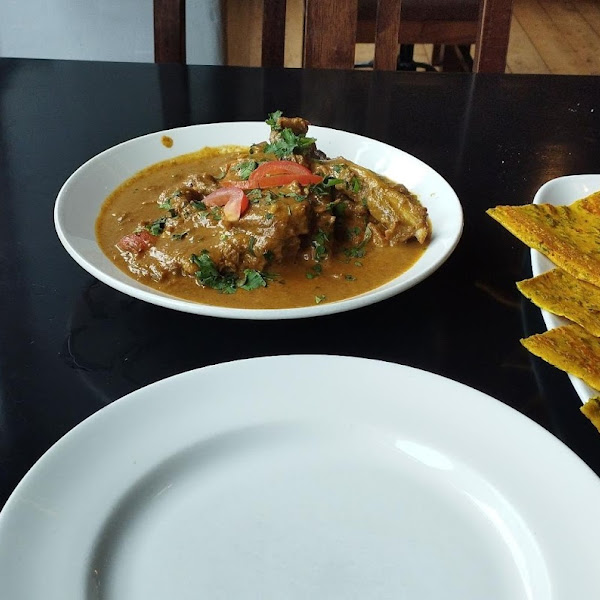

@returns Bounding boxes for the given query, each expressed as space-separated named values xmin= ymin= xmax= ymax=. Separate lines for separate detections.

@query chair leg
xmin=440 ymin=45 xmax=473 ymax=72
xmin=397 ymin=45 xmax=437 ymax=72
xmin=431 ymin=45 xmax=443 ymax=66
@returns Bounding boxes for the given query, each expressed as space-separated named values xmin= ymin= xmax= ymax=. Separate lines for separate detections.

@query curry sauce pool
xmin=95 ymin=114 xmax=430 ymax=309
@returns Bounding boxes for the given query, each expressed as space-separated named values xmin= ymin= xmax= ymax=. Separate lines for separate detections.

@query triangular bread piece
xmin=517 ymin=269 xmax=600 ymax=337
xmin=581 ymin=397 xmax=600 ymax=433
xmin=521 ymin=324 xmax=600 ymax=392
xmin=487 ymin=191 xmax=600 ymax=287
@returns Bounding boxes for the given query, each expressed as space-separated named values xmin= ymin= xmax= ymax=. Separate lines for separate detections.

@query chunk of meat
xmin=314 ymin=159 xmax=430 ymax=244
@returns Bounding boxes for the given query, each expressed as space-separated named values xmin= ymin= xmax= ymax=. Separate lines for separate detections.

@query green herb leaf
xmin=344 ymin=224 xmax=372 ymax=259
xmin=312 ymin=229 xmax=329 ymax=261
xmin=159 ymin=198 xmax=172 ymax=210
xmin=264 ymin=128 xmax=316 ymax=159
xmin=191 ymin=251 xmax=237 ymax=294
xmin=233 ymin=160 xmax=258 ymax=181
xmin=238 ymin=269 xmax=268 ymax=291
xmin=306 ymin=263 xmax=323 ymax=279
xmin=315 ymin=294 xmax=326 ymax=304
xmin=248 ymin=236 xmax=257 ymax=256
xmin=266 ymin=110 xmax=283 ymax=130
xmin=333 ymin=201 xmax=347 ymax=216
xmin=324 ymin=176 xmax=344 ymax=187
xmin=192 ymin=200 xmax=207 ymax=211
xmin=146 ymin=217 xmax=167 ymax=236
xmin=350 ymin=177 xmax=361 ymax=193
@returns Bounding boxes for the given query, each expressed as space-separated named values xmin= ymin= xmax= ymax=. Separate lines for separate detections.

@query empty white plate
xmin=1 ymin=356 xmax=599 ymax=599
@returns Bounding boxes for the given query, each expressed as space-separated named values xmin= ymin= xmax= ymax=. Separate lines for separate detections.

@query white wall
xmin=0 ymin=0 xmax=224 ymax=65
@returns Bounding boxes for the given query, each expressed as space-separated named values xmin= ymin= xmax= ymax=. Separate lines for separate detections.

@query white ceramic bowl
xmin=54 ymin=122 xmax=463 ymax=319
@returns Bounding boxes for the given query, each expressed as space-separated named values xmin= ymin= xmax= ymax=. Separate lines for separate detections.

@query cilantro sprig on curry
xmin=95 ymin=113 xmax=431 ymax=309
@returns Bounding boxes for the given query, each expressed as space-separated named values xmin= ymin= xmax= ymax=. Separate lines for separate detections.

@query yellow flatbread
xmin=517 ymin=269 xmax=600 ymax=337
xmin=521 ymin=324 xmax=600 ymax=392
xmin=487 ymin=191 xmax=600 ymax=287
xmin=581 ymin=397 xmax=600 ymax=433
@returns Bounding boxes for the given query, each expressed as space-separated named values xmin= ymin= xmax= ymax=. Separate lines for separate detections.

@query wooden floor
xmin=227 ymin=0 xmax=600 ymax=75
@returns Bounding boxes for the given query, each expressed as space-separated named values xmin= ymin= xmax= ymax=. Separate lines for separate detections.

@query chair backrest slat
xmin=262 ymin=0 xmax=287 ymax=67
xmin=304 ymin=0 xmax=359 ymax=70
xmin=373 ymin=0 xmax=402 ymax=71
xmin=154 ymin=0 xmax=186 ymax=63
xmin=473 ymin=0 xmax=514 ymax=73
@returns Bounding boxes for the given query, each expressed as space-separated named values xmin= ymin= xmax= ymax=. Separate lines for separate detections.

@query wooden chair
xmin=356 ymin=0 xmax=513 ymax=72
xmin=155 ymin=0 xmax=513 ymax=73
xmin=302 ymin=0 xmax=514 ymax=72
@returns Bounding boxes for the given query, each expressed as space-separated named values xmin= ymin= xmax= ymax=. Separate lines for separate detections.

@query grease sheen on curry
xmin=96 ymin=115 xmax=430 ymax=309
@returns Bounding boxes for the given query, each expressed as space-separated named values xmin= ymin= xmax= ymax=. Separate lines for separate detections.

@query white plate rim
xmin=54 ymin=121 xmax=463 ymax=320
xmin=1 ymin=355 xmax=599 ymax=599
xmin=530 ymin=173 xmax=600 ymax=403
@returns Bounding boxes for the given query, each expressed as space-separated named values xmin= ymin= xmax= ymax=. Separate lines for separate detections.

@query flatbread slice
xmin=487 ymin=191 xmax=600 ymax=287
xmin=581 ymin=397 xmax=600 ymax=433
xmin=521 ymin=324 xmax=600 ymax=392
xmin=517 ymin=269 xmax=600 ymax=337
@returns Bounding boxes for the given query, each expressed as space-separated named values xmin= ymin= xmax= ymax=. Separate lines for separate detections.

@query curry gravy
xmin=96 ymin=147 xmax=428 ymax=309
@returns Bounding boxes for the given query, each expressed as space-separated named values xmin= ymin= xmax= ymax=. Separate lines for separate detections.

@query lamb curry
xmin=96 ymin=113 xmax=431 ymax=309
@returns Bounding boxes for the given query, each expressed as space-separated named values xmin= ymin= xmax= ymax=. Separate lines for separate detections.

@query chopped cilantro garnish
xmin=238 ymin=269 xmax=268 ymax=291
xmin=146 ymin=217 xmax=167 ymax=236
xmin=265 ymin=212 xmax=274 ymax=221
xmin=159 ymin=198 xmax=172 ymax=210
xmin=350 ymin=177 xmax=361 ymax=193
xmin=233 ymin=160 xmax=258 ymax=181
xmin=248 ymin=236 xmax=257 ymax=256
xmin=344 ymin=225 xmax=372 ymax=259
xmin=315 ymin=294 xmax=326 ymax=304
xmin=266 ymin=110 xmax=283 ymax=130
xmin=264 ymin=128 xmax=316 ymax=159
xmin=191 ymin=251 xmax=237 ymax=294
xmin=191 ymin=253 xmax=275 ymax=294
xmin=306 ymin=263 xmax=323 ymax=279
xmin=332 ymin=202 xmax=347 ymax=216
xmin=312 ymin=229 xmax=329 ymax=261
xmin=192 ymin=200 xmax=207 ymax=211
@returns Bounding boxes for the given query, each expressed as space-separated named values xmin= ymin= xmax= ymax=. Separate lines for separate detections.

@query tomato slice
xmin=117 ymin=230 xmax=155 ymax=253
xmin=203 ymin=187 xmax=244 ymax=206
xmin=221 ymin=180 xmax=252 ymax=190
xmin=223 ymin=192 xmax=249 ymax=221
xmin=203 ymin=187 xmax=249 ymax=221
xmin=248 ymin=160 xmax=322 ymax=189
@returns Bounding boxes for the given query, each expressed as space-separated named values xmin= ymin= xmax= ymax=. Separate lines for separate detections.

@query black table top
xmin=1 ymin=58 xmax=599 ymax=508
